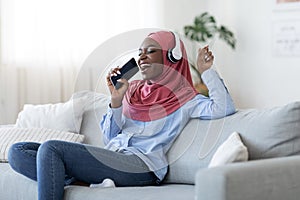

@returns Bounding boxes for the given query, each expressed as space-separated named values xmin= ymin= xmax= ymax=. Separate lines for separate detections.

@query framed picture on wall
xmin=274 ymin=0 xmax=300 ymax=11
xmin=272 ymin=20 xmax=300 ymax=57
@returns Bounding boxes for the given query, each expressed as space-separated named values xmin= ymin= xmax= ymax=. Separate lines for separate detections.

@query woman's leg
xmin=8 ymin=142 xmax=40 ymax=181
xmin=8 ymin=142 xmax=76 ymax=185
xmin=37 ymin=140 xmax=158 ymax=200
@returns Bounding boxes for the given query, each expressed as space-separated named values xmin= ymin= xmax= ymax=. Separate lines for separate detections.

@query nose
xmin=138 ymin=51 xmax=147 ymax=64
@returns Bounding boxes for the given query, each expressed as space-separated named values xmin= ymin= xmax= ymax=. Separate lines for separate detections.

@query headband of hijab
xmin=122 ymin=31 xmax=198 ymax=122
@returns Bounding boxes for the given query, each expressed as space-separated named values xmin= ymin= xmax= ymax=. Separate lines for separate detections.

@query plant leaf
xmin=184 ymin=12 xmax=217 ymax=42
xmin=184 ymin=12 xmax=237 ymax=49
xmin=218 ymin=25 xmax=236 ymax=49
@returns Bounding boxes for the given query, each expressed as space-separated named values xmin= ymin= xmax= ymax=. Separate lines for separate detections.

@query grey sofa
xmin=1 ymin=91 xmax=300 ymax=200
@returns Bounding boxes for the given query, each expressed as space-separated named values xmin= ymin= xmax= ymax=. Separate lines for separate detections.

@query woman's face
xmin=138 ymin=37 xmax=164 ymax=81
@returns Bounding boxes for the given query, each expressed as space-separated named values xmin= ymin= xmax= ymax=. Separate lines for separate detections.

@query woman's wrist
xmin=197 ymin=67 xmax=206 ymax=74
xmin=110 ymin=98 xmax=123 ymax=108
xmin=110 ymin=103 xmax=122 ymax=108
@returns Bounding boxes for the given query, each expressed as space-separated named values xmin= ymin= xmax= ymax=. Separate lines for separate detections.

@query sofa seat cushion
xmin=64 ymin=184 xmax=194 ymax=200
xmin=165 ymin=101 xmax=300 ymax=184
xmin=0 ymin=163 xmax=194 ymax=200
xmin=0 ymin=163 xmax=38 ymax=200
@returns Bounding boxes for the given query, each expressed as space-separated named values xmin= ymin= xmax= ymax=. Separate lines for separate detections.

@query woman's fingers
xmin=199 ymin=46 xmax=213 ymax=62
xmin=197 ymin=46 xmax=214 ymax=73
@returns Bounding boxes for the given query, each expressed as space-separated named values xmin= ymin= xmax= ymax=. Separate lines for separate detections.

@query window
xmin=0 ymin=0 xmax=164 ymax=68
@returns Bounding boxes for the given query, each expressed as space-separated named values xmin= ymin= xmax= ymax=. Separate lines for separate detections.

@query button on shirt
xmin=100 ymin=69 xmax=236 ymax=181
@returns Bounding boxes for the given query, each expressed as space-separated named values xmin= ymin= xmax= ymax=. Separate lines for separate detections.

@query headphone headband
xmin=168 ymin=31 xmax=182 ymax=63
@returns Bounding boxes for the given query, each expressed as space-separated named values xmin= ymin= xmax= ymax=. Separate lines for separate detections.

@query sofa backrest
xmin=165 ymin=101 xmax=300 ymax=184
xmin=78 ymin=92 xmax=300 ymax=185
xmin=77 ymin=91 xmax=108 ymax=147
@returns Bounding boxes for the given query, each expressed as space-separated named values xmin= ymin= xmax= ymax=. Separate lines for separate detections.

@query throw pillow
xmin=0 ymin=127 xmax=85 ymax=162
xmin=208 ymin=131 xmax=248 ymax=168
xmin=15 ymin=96 xmax=86 ymax=134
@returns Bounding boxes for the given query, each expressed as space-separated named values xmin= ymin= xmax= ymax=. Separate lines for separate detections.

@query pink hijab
xmin=123 ymin=31 xmax=198 ymax=122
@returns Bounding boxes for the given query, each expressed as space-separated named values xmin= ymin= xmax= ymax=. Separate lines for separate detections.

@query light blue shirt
xmin=100 ymin=69 xmax=235 ymax=181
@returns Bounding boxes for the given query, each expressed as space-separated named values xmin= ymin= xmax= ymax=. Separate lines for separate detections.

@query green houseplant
xmin=184 ymin=12 xmax=236 ymax=50
xmin=183 ymin=12 xmax=236 ymax=96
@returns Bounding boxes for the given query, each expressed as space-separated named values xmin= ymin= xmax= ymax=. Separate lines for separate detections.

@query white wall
xmin=161 ymin=0 xmax=300 ymax=109
xmin=2 ymin=0 xmax=300 ymax=125
xmin=0 ymin=0 xmax=165 ymax=125
xmin=0 ymin=67 xmax=77 ymax=124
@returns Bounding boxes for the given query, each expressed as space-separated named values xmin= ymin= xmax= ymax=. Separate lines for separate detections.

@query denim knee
xmin=8 ymin=142 xmax=21 ymax=168
xmin=37 ymin=140 xmax=62 ymax=159
xmin=8 ymin=142 xmax=40 ymax=181
xmin=8 ymin=142 xmax=38 ymax=167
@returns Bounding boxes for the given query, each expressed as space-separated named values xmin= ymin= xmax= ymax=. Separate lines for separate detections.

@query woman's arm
xmin=100 ymin=68 xmax=129 ymax=144
xmin=194 ymin=69 xmax=236 ymax=119
xmin=100 ymin=105 xmax=123 ymax=145
xmin=190 ymin=46 xmax=235 ymax=119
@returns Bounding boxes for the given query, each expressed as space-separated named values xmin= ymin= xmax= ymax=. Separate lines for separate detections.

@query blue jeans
xmin=8 ymin=140 xmax=159 ymax=200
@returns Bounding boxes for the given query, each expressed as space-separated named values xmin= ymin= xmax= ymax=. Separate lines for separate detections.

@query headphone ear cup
xmin=168 ymin=32 xmax=182 ymax=63
xmin=168 ymin=48 xmax=180 ymax=63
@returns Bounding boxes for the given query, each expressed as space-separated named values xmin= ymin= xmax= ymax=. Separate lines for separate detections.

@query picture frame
xmin=273 ymin=0 xmax=300 ymax=11
xmin=272 ymin=20 xmax=300 ymax=57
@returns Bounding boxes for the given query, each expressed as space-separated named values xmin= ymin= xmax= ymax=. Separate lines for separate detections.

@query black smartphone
xmin=110 ymin=58 xmax=139 ymax=89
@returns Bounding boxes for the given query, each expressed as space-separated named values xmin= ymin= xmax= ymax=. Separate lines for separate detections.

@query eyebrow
xmin=138 ymin=45 xmax=159 ymax=51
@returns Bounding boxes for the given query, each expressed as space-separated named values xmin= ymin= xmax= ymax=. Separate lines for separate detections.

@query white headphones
xmin=167 ymin=31 xmax=183 ymax=63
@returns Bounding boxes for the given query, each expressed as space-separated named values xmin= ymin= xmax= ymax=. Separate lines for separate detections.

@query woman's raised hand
xmin=106 ymin=67 xmax=129 ymax=108
xmin=196 ymin=46 xmax=214 ymax=74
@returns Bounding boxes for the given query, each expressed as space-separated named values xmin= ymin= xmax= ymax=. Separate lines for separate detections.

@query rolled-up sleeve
xmin=100 ymin=105 xmax=123 ymax=145
xmin=191 ymin=69 xmax=236 ymax=119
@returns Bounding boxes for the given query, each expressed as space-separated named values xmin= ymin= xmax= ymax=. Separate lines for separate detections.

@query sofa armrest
xmin=195 ymin=155 xmax=300 ymax=200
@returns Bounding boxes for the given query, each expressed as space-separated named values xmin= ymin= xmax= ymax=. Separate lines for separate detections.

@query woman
xmin=8 ymin=31 xmax=235 ymax=200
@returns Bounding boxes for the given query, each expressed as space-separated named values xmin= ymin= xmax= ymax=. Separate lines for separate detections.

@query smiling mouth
xmin=139 ymin=64 xmax=151 ymax=73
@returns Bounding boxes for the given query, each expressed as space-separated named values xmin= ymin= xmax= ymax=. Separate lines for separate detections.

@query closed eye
xmin=138 ymin=48 xmax=158 ymax=56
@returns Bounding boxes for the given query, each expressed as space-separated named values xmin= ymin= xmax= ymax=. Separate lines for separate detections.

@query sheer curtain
xmin=0 ymin=0 xmax=164 ymax=124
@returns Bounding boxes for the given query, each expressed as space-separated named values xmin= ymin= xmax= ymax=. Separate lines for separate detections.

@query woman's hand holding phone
xmin=106 ymin=58 xmax=139 ymax=108
xmin=106 ymin=67 xmax=129 ymax=108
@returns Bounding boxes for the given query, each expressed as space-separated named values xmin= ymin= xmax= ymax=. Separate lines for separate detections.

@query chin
xmin=141 ymin=74 xmax=150 ymax=80
xmin=142 ymin=77 xmax=150 ymax=81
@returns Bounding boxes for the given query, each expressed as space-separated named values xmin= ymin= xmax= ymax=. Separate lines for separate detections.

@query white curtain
xmin=0 ymin=0 xmax=164 ymax=124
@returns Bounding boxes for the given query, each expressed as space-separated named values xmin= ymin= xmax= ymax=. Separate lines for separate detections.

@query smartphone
xmin=110 ymin=58 xmax=139 ymax=89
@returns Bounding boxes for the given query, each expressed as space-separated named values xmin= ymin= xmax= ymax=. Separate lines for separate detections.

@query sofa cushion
xmin=15 ymin=95 xmax=86 ymax=134
xmin=0 ymin=163 xmax=38 ymax=200
xmin=0 ymin=163 xmax=195 ymax=200
xmin=0 ymin=127 xmax=85 ymax=162
xmin=208 ymin=131 xmax=248 ymax=168
xmin=165 ymin=101 xmax=300 ymax=184
xmin=73 ymin=91 xmax=109 ymax=147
